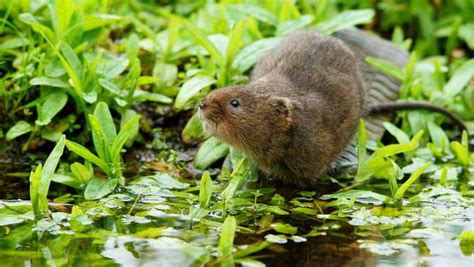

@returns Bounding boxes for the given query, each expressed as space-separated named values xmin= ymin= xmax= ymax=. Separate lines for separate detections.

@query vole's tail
xmin=369 ymin=102 xmax=468 ymax=134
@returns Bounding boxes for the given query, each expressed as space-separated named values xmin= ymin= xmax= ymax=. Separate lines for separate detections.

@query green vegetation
xmin=0 ymin=0 xmax=473 ymax=266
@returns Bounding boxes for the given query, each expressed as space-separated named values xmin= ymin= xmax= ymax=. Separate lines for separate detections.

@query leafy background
xmin=0 ymin=0 xmax=473 ymax=266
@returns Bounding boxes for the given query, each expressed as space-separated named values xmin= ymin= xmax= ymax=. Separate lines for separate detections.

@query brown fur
xmin=199 ymin=30 xmax=366 ymax=187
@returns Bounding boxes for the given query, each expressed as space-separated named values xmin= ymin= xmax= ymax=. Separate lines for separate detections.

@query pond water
xmin=1 ymin=156 xmax=473 ymax=267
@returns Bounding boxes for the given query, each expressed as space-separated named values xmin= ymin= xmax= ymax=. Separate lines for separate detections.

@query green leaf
xmin=272 ymin=223 xmax=297 ymax=235
xmin=459 ymin=23 xmax=474 ymax=50
xmin=19 ymin=13 xmax=55 ymax=44
xmin=65 ymin=140 xmax=109 ymax=172
xmin=185 ymin=20 xmax=225 ymax=66
xmin=388 ymin=160 xmax=401 ymax=197
xmin=218 ymin=216 xmax=236 ymax=267
xmin=427 ymin=122 xmax=449 ymax=152
xmin=366 ymin=57 xmax=404 ymax=80
xmin=30 ymin=77 xmax=70 ymax=88
xmin=174 ymin=75 xmax=216 ymax=110
xmin=395 ymin=161 xmax=432 ymax=200
xmin=40 ymin=135 xmax=66 ymax=196
xmin=153 ymin=61 xmax=178 ymax=86
xmin=29 ymin=164 xmax=44 ymax=219
xmin=94 ymin=102 xmax=117 ymax=147
xmin=321 ymin=190 xmax=389 ymax=205
xmin=384 ymin=122 xmax=410 ymax=144
xmin=52 ymin=173 xmax=84 ymax=189
xmin=0 ymin=215 xmax=26 ymax=227
xmin=439 ymin=167 xmax=448 ymax=186
xmin=199 ymin=171 xmax=213 ymax=208
xmin=0 ymin=37 xmax=29 ymax=50
xmin=99 ymin=79 xmax=124 ymax=96
xmin=225 ymin=20 xmax=245 ymax=67
xmin=54 ymin=0 xmax=74 ymax=37
xmin=142 ymin=173 xmax=189 ymax=189
xmin=132 ymin=90 xmax=173 ymax=104
xmin=70 ymin=162 xmax=93 ymax=184
xmin=110 ymin=115 xmax=140 ymax=162
xmin=120 ymin=109 xmax=140 ymax=147
xmin=450 ymin=141 xmax=469 ymax=167
xmin=292 ymin=207 xmax=317 ymax=216
xmin=276 ymin=15 xmax=314 ymax=36
xmin=83 ymin=14 xmax=123 ymax=31
xmin=459 ymin=231 xmax=474 ymax=256
xmin=60 ymin=42 xmax=83 ymax=94
xmin=182 ymin=112 xmax=205 ymax=142
xmin=6 ymin=121 xmax=33 ymax=141
xmin=314 ymin=9 xmax=374 ymax=35
xmin=195 ymin=137 xmax=230 ymax=169
xmin=444 ymin=59 xmax=474 ymax=97
xmin=232 ymin=37 xmax=281 ymax=72
xmin=36 ymin=92 xmax=68 ymax=126
xmin=221 ymin=159 xmax=249 ymax=203
xmin=30 ymin=136 xmax=66 ymax=218
xmin=89 ymin=115 xmax=108 ymax=163
xmin=229 ymin=4 xmax=277 ymax=25
xmin=84 ymin=177 xmax=117 ymax=200
xmin=373 ymin=130 xmax=423 ymax=158
xmin=101 ymin=56 xmax=129 ymax=79
xmin=357 ymin=119 xmax=368 ymax=176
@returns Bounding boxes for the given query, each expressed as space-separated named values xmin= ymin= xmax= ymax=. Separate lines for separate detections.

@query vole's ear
xmin=271 ymin=96 xmax=295 ymax=131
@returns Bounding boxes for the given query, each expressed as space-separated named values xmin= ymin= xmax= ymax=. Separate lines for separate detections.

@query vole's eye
xmin=230 ymin=99 xmax=240 ymax=108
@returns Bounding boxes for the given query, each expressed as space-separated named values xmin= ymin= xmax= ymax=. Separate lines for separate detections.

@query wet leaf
xmin=149 ymin=173 xmax=189 ymax=189
xmin=272 ymin=223 xmax=297 ymax=235
xmin=264 ymin=234 xmax=287 ymax=244
xmin=0 ymin=215 xmax=26 ymax=226
xmin=321 ymin=190 xmax=389 ymax=205
xmin=459 ymin=231 xmax=474 ymax=256
xmin=84 ymin=177 xmax=117 ymax=200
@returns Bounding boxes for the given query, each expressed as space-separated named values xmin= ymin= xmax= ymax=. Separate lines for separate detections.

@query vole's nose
xmin=199 ymin=98 xmax=209 ymax=110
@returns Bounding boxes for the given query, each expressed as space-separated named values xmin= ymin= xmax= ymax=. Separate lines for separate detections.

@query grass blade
xmin=185 ymin=20 xmax=225 ymax=66
xmin=218 ymin=216 xmax=236 ymax=267
xmin=110 ymin=115 xmax=141 ymax=162
xmin=199 ymin=171 xmax=213 ymax=208
xmin=394 ymin=161 xmax=432 ymax=200
xmin=65 ymin=140 xmax=109 ymax=172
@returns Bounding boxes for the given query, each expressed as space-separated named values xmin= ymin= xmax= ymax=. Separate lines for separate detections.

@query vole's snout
xmin=199 ymin=98 xmax=209 ymax=110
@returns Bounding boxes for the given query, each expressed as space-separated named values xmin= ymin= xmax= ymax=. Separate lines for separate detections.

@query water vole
xmin=198 ymin=29 xmax=466 ymax=187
